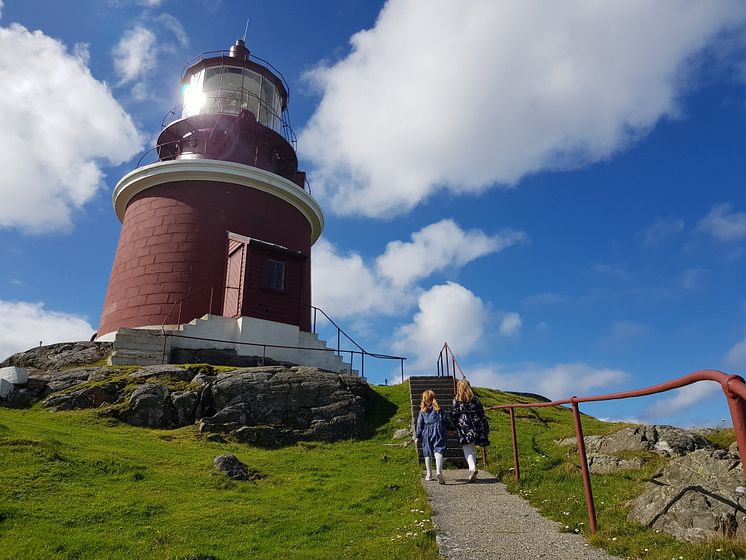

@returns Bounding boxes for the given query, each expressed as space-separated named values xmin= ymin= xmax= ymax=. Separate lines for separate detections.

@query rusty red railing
xmin=436 ymin=342 xmax=467 ymax=395
xmin=491 ymin=369 xmax=746 ymax=534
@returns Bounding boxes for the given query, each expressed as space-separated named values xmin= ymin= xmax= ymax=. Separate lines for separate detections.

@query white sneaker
xmin=436 ymin=472 xmax=445 ymax=485
xmin=468 ymin=470 xmax=478 ymax=483
xmin=425 ymin=474 xmax=432 ymax=481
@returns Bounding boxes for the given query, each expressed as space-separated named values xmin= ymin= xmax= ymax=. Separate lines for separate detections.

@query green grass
xmin=3 ymin=380 xmax=744 ymax=560
xmin=0 ymin=384 xmax=437 ymax=560
xmin=477 ymin=387 xmax=746 ymax=560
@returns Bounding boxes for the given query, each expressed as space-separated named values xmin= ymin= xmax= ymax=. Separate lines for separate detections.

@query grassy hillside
xmin=2 ymin=380 xmax=744 ymax=560
xmin=476 ymin=387 xmax=746 ymax=560
xmin=0 ymin=383 xmax=437 ymax=560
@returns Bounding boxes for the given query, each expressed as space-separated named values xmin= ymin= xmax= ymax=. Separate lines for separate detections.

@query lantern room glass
xmin=181 ymin=65 xmax=282 ymax=132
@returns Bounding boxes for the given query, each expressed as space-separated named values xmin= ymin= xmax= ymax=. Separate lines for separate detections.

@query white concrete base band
xmin=113 ymin=159 xmax=325 ymax=243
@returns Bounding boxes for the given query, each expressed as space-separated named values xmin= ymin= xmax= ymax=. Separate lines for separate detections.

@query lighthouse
xmin=97 ymin=39 xmax=338 ymax=369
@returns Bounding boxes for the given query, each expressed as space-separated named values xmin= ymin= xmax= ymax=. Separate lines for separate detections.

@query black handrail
xmin=155 ymin=283 xmax=407 ymax=381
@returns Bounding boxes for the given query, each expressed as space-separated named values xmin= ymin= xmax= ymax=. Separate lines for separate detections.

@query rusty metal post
xmin=509 ymin=407 xmax=520 ymax=481
xmin=481 ymin=446 xmax=488 ymax=466
xmin=571 ymin=398 xmax=598 ymax=534
xmin=722 ymin=376 xmax=746 ymax=477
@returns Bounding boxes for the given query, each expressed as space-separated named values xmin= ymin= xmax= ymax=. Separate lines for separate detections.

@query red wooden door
xmin=223 ymin=238 xmax=246 ymax=317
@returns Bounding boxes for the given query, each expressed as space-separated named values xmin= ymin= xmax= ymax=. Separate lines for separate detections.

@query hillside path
xmin=424 ymin=469 xmax=623 ymax=560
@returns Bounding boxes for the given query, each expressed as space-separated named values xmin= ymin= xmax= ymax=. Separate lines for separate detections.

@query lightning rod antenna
xmin=243 ymin=18 xmax=250 ymax=42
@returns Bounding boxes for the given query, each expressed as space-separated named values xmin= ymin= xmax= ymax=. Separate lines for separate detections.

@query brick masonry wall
xmin=98 ymin=180 xmax=312 ymax=336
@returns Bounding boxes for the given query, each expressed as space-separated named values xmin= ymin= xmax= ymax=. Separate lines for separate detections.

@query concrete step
xmin=110 ymin=349 xmax=165 ymax=363
xmin=113 ymin=340 xmax=165 ymax=352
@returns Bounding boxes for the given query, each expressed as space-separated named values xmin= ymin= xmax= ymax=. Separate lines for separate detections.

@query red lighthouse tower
xmin=98 ymin=40 xmax=330 ymax=367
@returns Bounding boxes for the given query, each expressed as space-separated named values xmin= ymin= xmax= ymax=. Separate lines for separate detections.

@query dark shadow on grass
xmin=361 ymin=386 xmax=399 ymax=438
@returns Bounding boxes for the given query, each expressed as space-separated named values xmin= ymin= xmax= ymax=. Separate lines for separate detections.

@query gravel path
xmin=424 ymin=469 xmax=623 ymax=560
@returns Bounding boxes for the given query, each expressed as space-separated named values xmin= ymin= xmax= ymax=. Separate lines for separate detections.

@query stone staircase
xmin=109 ymin=328 xmax=168 ymax=366
xmin=410 ymin=375 xmax=465 ymax=465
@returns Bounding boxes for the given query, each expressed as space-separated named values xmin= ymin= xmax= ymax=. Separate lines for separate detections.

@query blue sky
xmin=1 ymin=0 xmax=746 ymax=428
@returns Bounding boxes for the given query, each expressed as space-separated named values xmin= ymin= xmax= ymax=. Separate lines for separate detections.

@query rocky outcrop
xmin=558 ymin=425 xmax=712 ymax=457
xmin=628 ymin=449 xmax=746 ymax=541
xmin=1 ymin=342 xmax=111 ymax=371
xmin=2 ymin=357 xmax=372 ymax=445
xmin=44 ymin=379 xmax=127 ymax=411
xmin=197 ymin=367 xmax=371 ymax=444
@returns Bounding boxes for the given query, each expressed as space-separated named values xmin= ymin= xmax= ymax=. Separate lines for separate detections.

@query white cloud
xmin=0 ymin=301 xmax=94 ymax=361
xmin=645 ymin=382 xmax=720 ymax=418
xmin=113 ymin=26 xmax=157 ymax=85
xmin=301 ymin=0 xmax=746 ymax=217
xmin=375 ymin=219 xmax=525 ymax=287
xmin=498 ymin=312 xmax=522 ymax=336
xmin=311 ymin=238 xmax=413 ymax=319
xmin=154 ymin=14 xmax=188 ymax=49
xmin=469 ymin=362 xmax=630 ymax=401
xmin=393 ymin=282 xmax=490 ymax=371
xmin=0 ymin=24 xmax=143 ymax=233
xmin=112 ymin=14 xmax=188 ymax=99
xmin=698 ymin=203 xmax=746 ymax=241
xmin=640 ymin=217 xmax=685 ymax=247
xmin=312 ymin=219 xmax=515 ymax=319
xmin=725 ymin=337 xmax=746 ymax=370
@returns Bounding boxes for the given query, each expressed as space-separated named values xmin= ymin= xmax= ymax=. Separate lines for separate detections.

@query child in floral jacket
xmin=452 ymin=379 xmax=489 ymax=482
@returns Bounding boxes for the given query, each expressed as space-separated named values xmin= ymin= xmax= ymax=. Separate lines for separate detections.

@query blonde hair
xmin=455 ymin=379 xmax=474 ymax=402
xmin=420 ymin=389 xmax=441 ymax=412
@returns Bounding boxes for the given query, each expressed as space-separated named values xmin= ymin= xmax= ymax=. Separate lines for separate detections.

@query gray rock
xmin=731 ymin=441 xmax=740 ymax=457
xmin=199 ymin=368 xmax=371 ymax=444
xmin=558 ymin=425 xmax=712 ymax=457
xmin=1 ymin=342 xmax=110 ymax=371
xmin=0 ymin=367 xmax=28 ymax=384
xmin=35 ymin=367 xmax=120 ymax=394
xmin=587 ymin=454 xmax=646 ymax=474
xmin=43 ymin=380 xmax=126 ymax=411
xmin=0 ymin=378 xmax=12 ymax=399
xmin=171 ymin=391 xmax=199 ymax=427
xmin=125 ymin=383 xmax=176 ymax=428
xmin=628 ymin=449 xmax=746 ymax=541
xmin=128 ymin=365 xmax=197 ymax=383
xmin=213 ymin=454 xmax=260 ymax=481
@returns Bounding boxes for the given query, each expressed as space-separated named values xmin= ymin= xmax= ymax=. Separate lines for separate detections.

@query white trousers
xmin=424 ymin=452 xmax=444 ymax=475
xmin=462 ymin=443 xmax=477 ymax=471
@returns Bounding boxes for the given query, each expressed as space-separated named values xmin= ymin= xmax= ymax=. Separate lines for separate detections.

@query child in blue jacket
xmin=415 ymin=389 xmax=447 ymax=484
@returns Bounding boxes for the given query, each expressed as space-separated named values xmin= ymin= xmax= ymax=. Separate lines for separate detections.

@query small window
xmin=265 ymin=259 xmax=285 ymax=291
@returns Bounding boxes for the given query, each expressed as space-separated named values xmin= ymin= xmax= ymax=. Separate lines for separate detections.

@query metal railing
xmin=154 ymin=283 xmax=406 ymax=379
xmin=310 ymin=305 xmax=406 ymax=381
xmin=490 ymin=369 xmax=746 ymax=534
xmin=436 ymin=341 xmax=467 ymax=393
